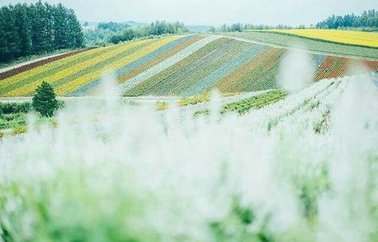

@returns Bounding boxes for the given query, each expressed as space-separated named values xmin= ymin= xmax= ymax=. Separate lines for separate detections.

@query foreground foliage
xmin=0 ymin=102 xmax=30 ymax=130
xmin=0 ymin=74 xmax=376 ymax=241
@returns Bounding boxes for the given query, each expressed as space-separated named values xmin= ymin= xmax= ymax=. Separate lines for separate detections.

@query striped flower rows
xmin=68 ymin=35 xmax=204 ymax=96
xmin=125 ymin=38 xmax=230 ymax=96
xmin=314 ymin=56 xmax=378 ymax=81
xmin=1 ymin=34 xmax=377 ymax=97
xmin=116 ymin=36 xmax=205 ymax=84
xmin=181 ymin=45 xmax=268 ymax=96
xmin=118 ymin=35 xmax=222 ymax=94
xmin=122 ymin=37 xmax=377 ymax=97
xmin=2 ymin=36 xmax=183 ymax=96
xmin=0 ymin=44 xmax=118 ymax=93
xmin=208 ymin=48 xmax=285 ymax=93
xmin=55 ymin=36 xmax=183 ymax=96
xmin=137 ymin=39 xmax=254 ymax=96
xmin=0 ymin=40 xmax=153 ymax=96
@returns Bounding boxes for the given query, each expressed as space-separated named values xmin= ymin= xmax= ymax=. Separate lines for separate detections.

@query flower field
xmin=117 ymin=35 xmax=223 ymax=95
xmin=4 ymin=37 xmax=182 ymax=96
xmin=213 ymin=48 xmax=286 ymax=93
xmin=181 ymin=45 xmax=268 ymax=96
xmin=0 ymin=34 xmax=377 ymax=97
xmin=124 ymin=37 xmax=231 ymax=96
xmin=69 ymin=35 xmax=205 ymax=96
xmin=127 ymin=39 xmax=254 ymax=96
xmin=268 ymin=29 xmax=378 ymax=48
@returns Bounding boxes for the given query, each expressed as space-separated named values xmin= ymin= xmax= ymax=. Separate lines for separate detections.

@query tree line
xmin=316 ymin=10 xmax=377 ymax=31
xmin=210 ymin=10 xmax=377 ymax=33
xmin=84 ymin=21 xmax=189 ymax=46
xmin=209 ymin=23 xmax=293 ymax=33
xmin=0 ymin=1 xmax=84 ymax=63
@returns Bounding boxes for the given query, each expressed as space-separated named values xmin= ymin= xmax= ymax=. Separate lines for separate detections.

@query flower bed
xmin=148 ymin=39 xmax=253 ymax=96
xmin=0 ymin=44 xmax=122 ymax=94
xmin=181 ymin=44 xmax=267 ymax=97
xmin=118 ymin=35 xmax=222 ymax=95
xmin=125 ymin=38 xmax=229 ymax=96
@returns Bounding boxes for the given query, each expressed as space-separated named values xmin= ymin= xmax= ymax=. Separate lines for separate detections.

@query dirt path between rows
xmin=0 ymin=49 xmax=88 ymax=80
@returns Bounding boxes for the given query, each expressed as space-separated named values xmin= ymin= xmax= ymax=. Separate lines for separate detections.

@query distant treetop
xmin=0 ymin=1 xmax=84 ymax=63
xmin=84 ymin=20 xmax=188 ymax=46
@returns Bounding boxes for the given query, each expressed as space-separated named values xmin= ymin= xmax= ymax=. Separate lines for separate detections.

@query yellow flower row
xmin=269 ymin=29 xmax=378 ymax=48
xmin=0 ymin=44 xmax=118 ymax=89
xmin=55 ymin=36 xmax=181 ymax=96
xmin=39 ymin=40 xmax=151 ymax=85
xmin=4 ymin=36 xmax=181 ymax=96
xmin=2 ymin=39 xmax=153 ymax=95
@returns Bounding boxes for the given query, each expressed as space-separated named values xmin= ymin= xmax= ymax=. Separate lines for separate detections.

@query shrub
xmin=0 ymin=102 xmax=31 ymax=114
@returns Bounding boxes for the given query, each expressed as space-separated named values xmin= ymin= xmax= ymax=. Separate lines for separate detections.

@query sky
xmin=1 ymin=0 xmax=376 ymax=26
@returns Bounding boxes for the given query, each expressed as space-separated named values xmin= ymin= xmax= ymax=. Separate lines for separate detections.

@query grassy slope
xmin=224 ymin=31 xmax=378 ymax=59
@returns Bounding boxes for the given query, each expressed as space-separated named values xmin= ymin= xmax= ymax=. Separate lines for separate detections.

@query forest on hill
xmin=316 ymin=9 xmax=378 ymax=31
xmin=84 ymin=21 xmax=189 ymax=46
xmin=0 ymin=1 xmax=83 ymax=63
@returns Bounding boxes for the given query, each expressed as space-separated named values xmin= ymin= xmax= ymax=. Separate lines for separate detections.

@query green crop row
xmin=221 ymin=90 xmax=288 ymax=115
xmin=193 ymin=89 xmax=288 ymax=117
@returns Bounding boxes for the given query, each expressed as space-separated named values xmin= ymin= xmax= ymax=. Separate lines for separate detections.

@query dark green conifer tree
xmin=32 ymin=81 xmax=59 ymax=117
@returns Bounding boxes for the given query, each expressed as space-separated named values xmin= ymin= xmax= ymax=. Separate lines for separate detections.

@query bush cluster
xmin=0 ymin=102 xmax=31 ymax=115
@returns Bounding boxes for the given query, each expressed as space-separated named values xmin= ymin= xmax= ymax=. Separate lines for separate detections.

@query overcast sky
xmin=1 ymin=0 xmax=376 ymax=26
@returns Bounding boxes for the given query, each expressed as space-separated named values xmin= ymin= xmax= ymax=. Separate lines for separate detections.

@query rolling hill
xmin=0 ymin=34 xmax=377 ymax=97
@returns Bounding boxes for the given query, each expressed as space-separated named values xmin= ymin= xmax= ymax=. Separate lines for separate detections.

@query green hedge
xmin=0 ymin=102 xmax=31 ymax=115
